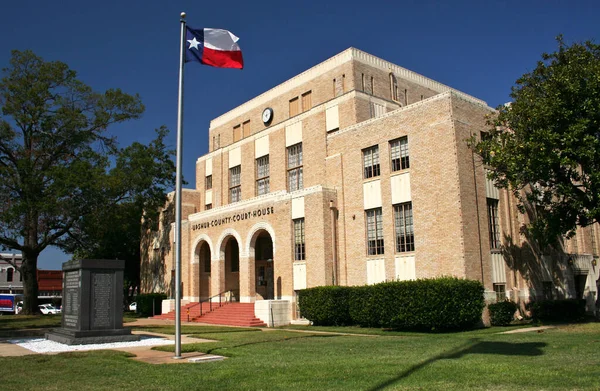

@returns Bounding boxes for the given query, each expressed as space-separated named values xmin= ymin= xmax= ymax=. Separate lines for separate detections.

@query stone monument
xmin=46 ymin=259 xmax=139 ymax=345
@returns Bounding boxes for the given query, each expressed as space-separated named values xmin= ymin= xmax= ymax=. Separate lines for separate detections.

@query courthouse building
xmin=142 ymin=48 xmax=599 ymax=325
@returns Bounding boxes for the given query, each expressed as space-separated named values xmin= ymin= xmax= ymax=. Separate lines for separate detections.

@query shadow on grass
xmin=205 ymin=334 xmax=337 ymax=355
xmin=367 ymin=339 xmax=546 ymax=391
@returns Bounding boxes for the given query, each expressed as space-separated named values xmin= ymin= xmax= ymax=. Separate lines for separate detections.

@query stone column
xmin=211 ymin=257 xmax=225 ymax=300
xmin=239 ymin=254 xmax=255 ymax=303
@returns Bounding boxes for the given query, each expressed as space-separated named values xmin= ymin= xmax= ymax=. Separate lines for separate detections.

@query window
xmin=390 ymin=137 xmax=409 ymax=171
xmin=233 ymin=125 xmax=241 ymax=142
xmin=205 ymin=203 xmax=212 ymax=210
xmin=289 ymin=97 xmax=299 ymax=117
xmin=287 ymin=143 xmax=303 ymax=191
xmin=363 ymin=145 xmax=380 ymax=179
xmin=390 ymin=73 xmax=398 ymax=101
xmin=394 ymin=202 xmax=415 ymax=252
xmin=370 ymin=76 xmax=374 ymax=95
xmin=256 ymin=155 xmax=270 ymax=196
xmin=294 ymin=218 xmax=306 ymax=261
xmin=6 ymin=268 xmax=13 ymax=282
xmin=542 ymin=281 xmax=553 ymax=300
xmin=302 ymin=91 xmax=312 ymax=112
xmin=493 ymin=283 xmax=506 ymax=302
xmin=361 ymin=73 xmax=365 ymax=91
xmin=487 ymin=198 xmax=500 ymax=250
xmin=205 ymin=175 xmax=212 ymax=190
xmin=366 ymin=208 xmax=384 ymax=255
xmin=242 ymin=120 xmax=251 ymax=138
xmin=229 ymin=165 xmax=241 ymax=203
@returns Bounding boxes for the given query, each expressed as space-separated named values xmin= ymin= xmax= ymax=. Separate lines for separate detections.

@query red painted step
xmin=152 ymin=302 xmax=267 ymax=327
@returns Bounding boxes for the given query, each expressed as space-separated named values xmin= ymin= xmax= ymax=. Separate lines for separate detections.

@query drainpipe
xmin=330 ymin=200 xmax=338 ymax=285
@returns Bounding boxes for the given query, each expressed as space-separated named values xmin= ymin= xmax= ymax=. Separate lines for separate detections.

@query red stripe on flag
xmin=201 ymin=48 xmax=244 ymax=69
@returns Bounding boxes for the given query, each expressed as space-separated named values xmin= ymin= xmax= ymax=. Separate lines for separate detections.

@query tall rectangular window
xmin=233 ymin=125 xmax=241 ymax=142
xmin=242 ymin=120 xmax=251 ymax=138
xmin=205 ymin=175 xmax=212 ymax=190
xmin=363 ymin=145 xmax=380 ymax=179
xmin=287 ymin=143 xmax=303 ymax=191
xmin=293 ymin=218 xmax=306 ymax=261
xmin=302 ymin=91 xmax=312 ymax=112
xmin=366 ymin=208 xmax=384 ymax=255
xmin=394 ymin=202 xmax=415 ymax=252
xmin=390 ymin=137 xmax=409 ymax=171
xmin=229 ymin=165 xmax=241 ymax=203
xmin=542 ymin=281 xmax=553 ymax=300
xmin=487 ymin=198 xmax=500 ymax=250
xmin=493 ymin=283 xmax=506 ymax=302
xmin=7 ymin=268 xmax=14 ymax=282
xmin=256 ymin=155 xmax=270 ymax=196
xmin=289 ymin=97 xmax=299 ymax=117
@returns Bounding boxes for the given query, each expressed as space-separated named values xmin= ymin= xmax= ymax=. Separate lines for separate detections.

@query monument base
xmin=45 ymin=328 xmax=140 ymax=345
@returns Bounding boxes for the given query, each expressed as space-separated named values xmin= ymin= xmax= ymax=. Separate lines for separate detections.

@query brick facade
xmin=142 ymin=48 xmax=600 ymax=322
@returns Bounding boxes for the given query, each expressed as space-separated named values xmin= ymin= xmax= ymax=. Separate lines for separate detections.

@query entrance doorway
xmin=254 ymin=231 xmax=274 ymax=300
xmin=224 ymin=236 xmax=240 ymax=300
xmin=196 ymin=241 xmax=211 ymax=300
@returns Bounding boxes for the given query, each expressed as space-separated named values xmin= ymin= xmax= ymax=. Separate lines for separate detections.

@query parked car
xmin=38 ymin=304 xmax=60 ymax=315
xmin=129 ymin=302 xmax=137 ymax=312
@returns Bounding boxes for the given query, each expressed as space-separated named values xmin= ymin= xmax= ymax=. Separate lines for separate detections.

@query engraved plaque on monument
xmin=46 ymin=259 xmax=139 ymax=345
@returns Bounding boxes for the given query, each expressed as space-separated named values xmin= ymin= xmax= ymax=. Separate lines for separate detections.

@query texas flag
xmin=185 ymin=27 xmax=244 ymax=69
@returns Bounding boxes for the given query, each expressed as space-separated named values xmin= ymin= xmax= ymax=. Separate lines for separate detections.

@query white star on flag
xmin=187 ymin=37 xmax=200 ymax=50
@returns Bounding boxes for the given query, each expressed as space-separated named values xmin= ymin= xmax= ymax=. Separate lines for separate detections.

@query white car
xmin=128 ymin=302 xmax=137 ymax=312
xmin=38 ymin=304 xmax=60 ymax=315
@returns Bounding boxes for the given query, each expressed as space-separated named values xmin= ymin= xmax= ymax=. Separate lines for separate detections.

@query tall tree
xmin=0 ymin=50 xmax=147 ymax=314
xmin=62 ymin=126 xmax=176 ymax=301
xmin=474 ymin=36 xmax=600 ymax=247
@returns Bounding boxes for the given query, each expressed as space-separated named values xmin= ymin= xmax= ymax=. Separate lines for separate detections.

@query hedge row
xmin=298 ymin=277 xmax=485 ymax=331
xmin=136 ymin=293 xmax=167 ymax=317
xmin=488 ymin=300 xmax=518 ymax=326
xmin=528 ymin=299 xmax=586 ymax=323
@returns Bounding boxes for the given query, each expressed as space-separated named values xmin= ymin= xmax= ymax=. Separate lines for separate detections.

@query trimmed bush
xmin=529 ymin=299 xmax=586 ymax=323
xmin=136 ymin=293 xmax=167 ymax=317
xmin=297 ymin=286 xmax=352 ymax=326
xmin=488 ymin=300 xmax=518 ymax=326
xmin=300 ymin=277 xmax=485 ymax=331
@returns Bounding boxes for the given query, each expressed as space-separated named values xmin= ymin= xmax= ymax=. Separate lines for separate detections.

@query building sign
xmin=191 ymin=206 xmax=275 ymax=231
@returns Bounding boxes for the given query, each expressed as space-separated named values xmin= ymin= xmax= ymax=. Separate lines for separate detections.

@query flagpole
xmin=174 ymin=11 xmax=186 ymax=360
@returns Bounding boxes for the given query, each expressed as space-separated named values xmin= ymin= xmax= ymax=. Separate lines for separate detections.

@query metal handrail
xmin=198 ymin=289 xmax=239 ymax=317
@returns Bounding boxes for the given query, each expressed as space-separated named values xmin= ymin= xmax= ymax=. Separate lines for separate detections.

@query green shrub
xmin=488 ymin=300 xmax=518 ymax=326
xmin=383 ymin=277 xmax=485 ymax=331
xmin=529 ymin=299 xmax=586 ymax=323
xmin=300 ymin=277 xmax=485 ymax=331
xmin=136 ymin=293 xmax=167 ymax=317
xmin=297 ymin=286 xmax=352 ymax=326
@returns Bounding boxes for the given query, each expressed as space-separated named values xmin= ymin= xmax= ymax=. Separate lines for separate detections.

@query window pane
xmin=366 ymin=208 xmax=384 ymax=255
xmin=363 ymin=146 xmax=380 ymax=179
xmin=395 ymin=203 xmax=415 ymax=252
xmin=294 ymin=218 xmax=305 ymax=260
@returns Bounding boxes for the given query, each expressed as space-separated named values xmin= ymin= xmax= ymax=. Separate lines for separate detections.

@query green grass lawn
xmin=1 ymin=319 xmax=599 ymax=390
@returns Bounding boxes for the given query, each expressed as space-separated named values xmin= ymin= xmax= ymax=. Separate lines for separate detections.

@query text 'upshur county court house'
xmin=141 ymin=48 xmax=599 ymax=326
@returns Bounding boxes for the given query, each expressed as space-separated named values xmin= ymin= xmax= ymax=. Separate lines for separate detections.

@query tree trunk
xmin=21 ymin=251 xmax=40 ymax=315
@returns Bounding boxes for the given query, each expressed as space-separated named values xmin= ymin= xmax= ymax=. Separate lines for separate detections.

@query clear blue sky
xmin=1 ymin=0 xmax=598 ymax=269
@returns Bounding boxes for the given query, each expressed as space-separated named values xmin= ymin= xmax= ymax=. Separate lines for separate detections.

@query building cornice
xmin=209 ymin=48 xmax=487 ymax=130
xmin=187 ymin=185 xmax=335 ymax=222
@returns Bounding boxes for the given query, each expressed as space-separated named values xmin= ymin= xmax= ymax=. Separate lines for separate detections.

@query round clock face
xmin=262 ymin=108 xmax=273 ymax=124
